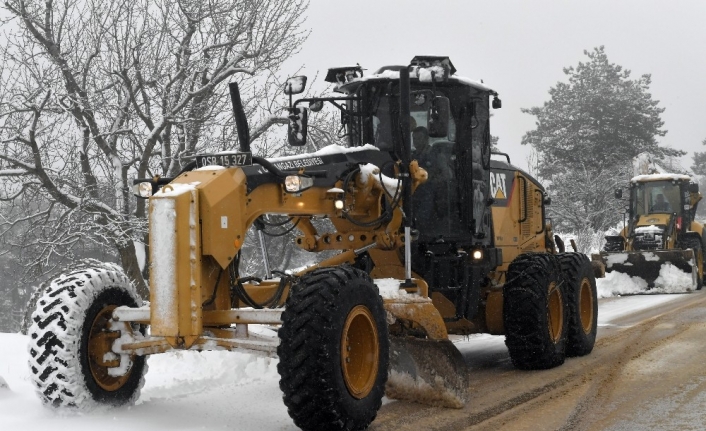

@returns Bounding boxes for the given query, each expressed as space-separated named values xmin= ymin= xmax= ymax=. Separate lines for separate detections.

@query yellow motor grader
xmin=592 ymin=173 xmax=704 ymax=290
xmin=27 ymin=56 xmax=598 ymax=431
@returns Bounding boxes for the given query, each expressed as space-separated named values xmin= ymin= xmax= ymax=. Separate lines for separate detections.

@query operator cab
xmin=330 ymin=58 xmax=500 ymax=244
xmin=283 ymin=56 xmax=501 ymax=247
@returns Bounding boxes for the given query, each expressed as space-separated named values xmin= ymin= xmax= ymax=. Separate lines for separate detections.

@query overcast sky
xmin=284 ymin=0 xmax=706 ymax=172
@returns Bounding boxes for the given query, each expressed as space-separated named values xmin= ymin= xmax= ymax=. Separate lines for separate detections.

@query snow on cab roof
xmin=340 ymin=68 xmax=494 ymax=93
xmin=630 ymin=173 xmax=692 ymax=183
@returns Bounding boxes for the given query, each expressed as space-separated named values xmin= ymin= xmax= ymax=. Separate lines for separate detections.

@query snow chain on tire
xmin=277 ymin=265 xmax=388 ymax=431
xmin=27 ymin=264 xmax=147 ymax=409
xmin=503 ymin=253 xmax=568 ymax=370
xmin=557 ymin=252 xmax=598 ymax=357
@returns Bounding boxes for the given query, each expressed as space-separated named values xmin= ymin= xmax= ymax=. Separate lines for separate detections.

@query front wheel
xmin=503 ymin=253 xmax=568 ymax=370
xmin=27 ymin=264 xmax=147 ymax=409
xmin=277 ymin=266 xmax=388 ymax=431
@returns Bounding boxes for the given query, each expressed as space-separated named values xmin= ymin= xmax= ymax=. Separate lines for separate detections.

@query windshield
xmin=633 ymin=180 xmax=680 ymax=215
xmin=371 ymin=90 xmax=457 ymax=151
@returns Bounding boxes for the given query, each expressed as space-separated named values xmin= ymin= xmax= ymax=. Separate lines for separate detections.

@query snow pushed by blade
xmin=598 ymin=262 xmax=695 ymax=297
xmin=653 ymin=262 xmax=695 ymax=292
xmin=597 ymin=271 xmax=649 ymax=297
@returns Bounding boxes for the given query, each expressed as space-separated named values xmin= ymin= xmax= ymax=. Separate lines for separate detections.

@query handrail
xmin=518 ymin=175 xmax=528 ymax=223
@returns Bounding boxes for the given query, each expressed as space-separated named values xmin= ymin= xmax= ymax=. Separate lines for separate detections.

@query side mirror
xmin=492 ymin=96 xmax=502 ymax=109
xmin=288 ymin=107 xmax=308 ymax=146
xmin=614 ymin=188 xmax=623 ymax=199
xmin=428 ymin=96 xmax=450 ymax=138
xmin=689 ymin=182 xmax=699 ymax=193
xmin=544 ymin=195 xmax=552 ymax=205
xmin=284 ymin=76 xmax=307 ymax=95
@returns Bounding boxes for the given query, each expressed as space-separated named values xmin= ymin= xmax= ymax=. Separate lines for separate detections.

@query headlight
xmin=472 ymin=249 xmax=483 ymax=260
xmin=133 ymin=182 xmax=153 ymax=198
xmin=284 ymin=175 xmax=313 ymax=193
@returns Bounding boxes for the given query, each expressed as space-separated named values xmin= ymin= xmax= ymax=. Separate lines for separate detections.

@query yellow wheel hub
xmin=341 ymin=305 xmax=379 ymax=399
xmin=88 ymin=305 xmax=134 ymax=391
xmin=547 ymin=282 xmax=564 ymax=343
xmin=579 ymin=277 xmax=595 ymax=334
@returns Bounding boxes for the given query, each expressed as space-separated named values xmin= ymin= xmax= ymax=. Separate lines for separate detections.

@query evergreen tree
xmin=522 ymin=46 xmax=683 ymax=179
xmin=691 ymin=138 xmax=706 ymax=176
xmin=522 ymin=47 xmax=685 ymax=237
xmin=692 ymin=138 xmax=706 ymax=221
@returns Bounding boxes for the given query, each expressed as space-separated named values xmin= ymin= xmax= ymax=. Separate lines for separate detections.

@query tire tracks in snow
xmin=371 ymin=291 xmax=706 ymax=430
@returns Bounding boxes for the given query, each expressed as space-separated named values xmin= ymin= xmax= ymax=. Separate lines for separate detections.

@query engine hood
xmin=635 ymin=214 xmax=672 ymax=229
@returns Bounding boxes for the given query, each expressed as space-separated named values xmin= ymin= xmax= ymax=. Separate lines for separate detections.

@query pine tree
xmin=522 ymin=46 xmax=683 ymax=179
xmin=691 ymin=138 xmax=706 ymax=176
xmin=692 ymin=138 xmax=706 ymax=221
xmin=521 ymin=47 xmax=685 ymax=237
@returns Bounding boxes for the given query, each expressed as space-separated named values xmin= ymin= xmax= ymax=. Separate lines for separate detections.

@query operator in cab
xmin=651 ymin=193 xmax=672 ymax=212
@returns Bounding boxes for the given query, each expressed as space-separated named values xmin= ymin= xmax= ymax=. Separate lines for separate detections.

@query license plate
xmin=195 ymin=152 xmax=252 ymax=168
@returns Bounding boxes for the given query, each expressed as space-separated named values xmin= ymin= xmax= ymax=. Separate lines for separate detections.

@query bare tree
xmin=0 ymin=0 xmax=309 ymax=297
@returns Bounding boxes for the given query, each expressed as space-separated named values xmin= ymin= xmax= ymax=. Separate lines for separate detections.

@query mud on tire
xmin=557 ymin=253 xmax=598 ymax=357
xmin=27 ymin=264 xmax=147 ymax=409
xmin=277 ymin=265 xmax=388 ymax=431
xmin=503 ymin=253 xmax=568 ymax=370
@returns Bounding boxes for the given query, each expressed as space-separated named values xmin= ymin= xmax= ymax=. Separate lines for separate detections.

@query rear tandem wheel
xmin=557 ymin=252 xmax=598 ymax=356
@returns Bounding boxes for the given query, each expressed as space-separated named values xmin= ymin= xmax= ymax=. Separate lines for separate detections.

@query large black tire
xmin=557 ymin=253 xmax=598 ymax=357
xmin=27 ymin=264 xmax=147 ymax=409
xmin=603 ymin=236 xmax=624 ymax=252
xmin=277 ymin=266 xmax=389 ymax=431
xmin=682 ymin=236 xmax=704 ymax=290
xmin=503 ymin=253 xmax=568 ymax=370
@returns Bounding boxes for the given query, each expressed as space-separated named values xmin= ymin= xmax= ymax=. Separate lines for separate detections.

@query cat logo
xmin=490 ymin=171 xmax=507 ymax=200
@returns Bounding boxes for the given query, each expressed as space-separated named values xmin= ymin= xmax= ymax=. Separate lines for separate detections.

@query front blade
xmin=386 ymin=336 xmax=470 ymax=408
xmin=601 ymin=249 xmax=697 ymax=290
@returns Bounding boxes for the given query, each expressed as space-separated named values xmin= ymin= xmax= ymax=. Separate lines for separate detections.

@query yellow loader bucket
xmin=385 ymin=336 xmax=470 ymax=408
xmin=599 ymin=249 xmax=698 ymax=290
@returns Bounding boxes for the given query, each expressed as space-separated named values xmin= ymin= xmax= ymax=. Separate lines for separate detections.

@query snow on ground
xmin=0 ymin=332 xmax=297 ymax=431
xmin=0 ymin=270 xmax=697 ymax=430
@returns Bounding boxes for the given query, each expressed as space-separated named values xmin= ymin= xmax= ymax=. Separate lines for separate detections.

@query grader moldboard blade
xmin=601 ymin=249 xmax=697 ymax=290
xmin=386 ymin=336 xmax=470 ymax=408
